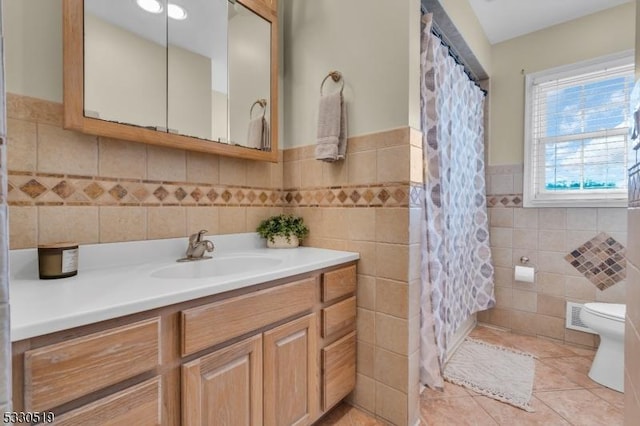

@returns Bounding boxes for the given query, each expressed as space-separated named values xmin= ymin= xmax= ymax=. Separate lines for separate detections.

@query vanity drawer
xmin=54 ymin=376 xmax=162 ymax=426
xmin=322 ymin=265 xmax=356 ymax=303
xmin=24 ymin=317 xmax=160 ymax=412
xmin=322 ymin=331 xmax=356 ymax=411
xmin=322 ymin=296 xmax=356 ymax=338
xmin=181 ymin=277 xmax=317 ymax=356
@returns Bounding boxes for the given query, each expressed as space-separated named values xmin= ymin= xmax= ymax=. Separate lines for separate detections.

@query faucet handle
xmin=190 ymin=229 xmax=208 ymax=243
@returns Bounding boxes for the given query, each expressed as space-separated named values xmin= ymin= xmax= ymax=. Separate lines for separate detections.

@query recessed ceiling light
xmin=168 ymin=3 xmax=188 ymax=20
xmin=136 ymin=0 xmax=163 ymax=14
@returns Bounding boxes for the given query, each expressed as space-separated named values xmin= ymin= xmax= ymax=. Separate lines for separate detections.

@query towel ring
xmin=320 ymin=71 xmax=344 ymax=95
xmin=250 ymin=99 xmax=267 ymax=119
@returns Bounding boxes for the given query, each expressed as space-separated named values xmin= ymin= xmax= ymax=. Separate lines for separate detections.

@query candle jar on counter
xmin=38 ymin=242 xmax=79 ymax=279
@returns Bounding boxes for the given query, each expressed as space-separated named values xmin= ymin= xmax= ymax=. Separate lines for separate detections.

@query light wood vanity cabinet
xmin=181 ymin=277 xmax=317 ymax=356
xmin=322 ymin=332 xmax=357 ymax=411
xmin=319 ymin=268 xmax=357 ymax=412
xmin=322 ymin=265 xmax=357 ymax=303
xmin=264 ymin=314 xmax=318 ymax=426
xmin=182 ymin=335 xmax=263 ymax=425
xmin=12 ymin=262 xmax=356 ymax=425
xmin=23 ymin=317 xmax=161 ymax=412
xmin=53 ymin=377 xmax=163 ymax=426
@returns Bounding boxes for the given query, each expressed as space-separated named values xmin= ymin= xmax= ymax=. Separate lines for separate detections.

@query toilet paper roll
xmin=514 ymin=265 xmax=535 ymax=283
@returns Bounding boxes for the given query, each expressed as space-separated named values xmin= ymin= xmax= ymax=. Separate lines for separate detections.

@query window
xmin=524 ymin=51 xmax=635 ymax=207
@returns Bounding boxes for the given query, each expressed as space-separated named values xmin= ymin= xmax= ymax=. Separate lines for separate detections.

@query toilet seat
xmin=583 ymin=303 xmax=625 ymax=322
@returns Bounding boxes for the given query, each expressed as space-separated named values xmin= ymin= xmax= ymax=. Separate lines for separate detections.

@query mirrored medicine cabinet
xmin=63 ymin=0 xmax=278 ymax=162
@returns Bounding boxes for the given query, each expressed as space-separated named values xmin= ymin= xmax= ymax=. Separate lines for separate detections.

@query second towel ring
xmin=250 ymin=99 xmax=267 ymax=119
xmin=320 ymin=71 xmax=344 ymax=95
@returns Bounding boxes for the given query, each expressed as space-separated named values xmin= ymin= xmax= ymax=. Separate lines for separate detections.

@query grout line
xmin=532 ymin=391 xmax=576 ymax=425
xmin=467 ymin=394 xmax=501 ymax=425
xmin=584 ymin=387 xmax=625 ymax=413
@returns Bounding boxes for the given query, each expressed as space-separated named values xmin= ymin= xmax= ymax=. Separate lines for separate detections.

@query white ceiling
xmin=467 ymin=0 xmax=633 ymax=44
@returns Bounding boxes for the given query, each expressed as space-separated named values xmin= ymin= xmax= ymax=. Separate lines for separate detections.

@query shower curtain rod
xmin=421 ymin=6 xmax=487 ymax=96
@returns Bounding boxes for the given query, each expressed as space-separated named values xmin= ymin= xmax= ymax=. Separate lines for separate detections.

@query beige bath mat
xmin=443 ymin=338 xmax=536 ymax=412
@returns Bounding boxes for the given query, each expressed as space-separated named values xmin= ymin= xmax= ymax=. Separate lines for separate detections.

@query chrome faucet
xmin=178 ymin=230 xmax=214 ymax=262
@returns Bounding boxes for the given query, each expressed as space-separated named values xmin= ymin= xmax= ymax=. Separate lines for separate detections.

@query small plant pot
xmin=267 ymin=235 xmax=299 ymax=249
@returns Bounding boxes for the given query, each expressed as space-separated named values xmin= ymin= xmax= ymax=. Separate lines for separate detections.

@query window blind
xmin=524 ymin=53 xmax=635 ymax=207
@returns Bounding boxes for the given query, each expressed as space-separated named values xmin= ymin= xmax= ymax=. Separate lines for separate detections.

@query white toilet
xmin=579 ymin=303 xmax=626 ymax=392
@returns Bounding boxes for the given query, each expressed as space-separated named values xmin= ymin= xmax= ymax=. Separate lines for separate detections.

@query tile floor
xmin=316 ymin=325 xmax=625 ymax=425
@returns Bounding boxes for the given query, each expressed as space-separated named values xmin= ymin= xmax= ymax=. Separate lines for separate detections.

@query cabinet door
xmin=322 ymin=331 xmax=356 ymax=411
xmin=182 ymin=335 xmax=263 ymax=426
xmin=263 ymin=314 xmax=318 ymax=426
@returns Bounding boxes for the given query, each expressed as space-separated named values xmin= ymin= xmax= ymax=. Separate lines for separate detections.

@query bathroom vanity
xmin=9 ymin=235 xmax=358 ymax=425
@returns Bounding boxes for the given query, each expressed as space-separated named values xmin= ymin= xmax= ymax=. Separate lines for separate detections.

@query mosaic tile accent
xmin=7 ymin=171 xmax=415 ymax=209
xmin=630 ymin=162 xmax=640 ymax=208
xmin=486 ymin=194 xmax=523 ymax=208
xmin=564 ymin=232 xmax=626 ymax=291
xmin=20 ymin=179 xmax=47 ymax=199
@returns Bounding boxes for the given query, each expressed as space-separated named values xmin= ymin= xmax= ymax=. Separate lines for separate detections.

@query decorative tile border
xmin=486 ymin=194 xmax=523 ymax=208
xmin=565 ymin=232 xmax=626 ymax=291
xmin=8 ymin=171 xmax=417 ymax=209
xmin=282 ymin=183 xmax=412 ymax=208
xmin=8 ymin=171 xmax=282 ymax=207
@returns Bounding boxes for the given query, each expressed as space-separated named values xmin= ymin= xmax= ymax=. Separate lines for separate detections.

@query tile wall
xmin=6 ymin=94 xmax=424 ymax=425
xmin=480 ymin=164 xmax=628 ymax=347
xmin=625 ymin=153 xmax=640 ymax=421
xmin=283 ymin=127 xmax=423 ymax=426
xmin=5 ymin=94 xmax=284 ymax=248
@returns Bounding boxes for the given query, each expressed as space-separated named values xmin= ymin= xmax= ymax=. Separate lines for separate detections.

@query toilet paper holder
xmin=514 ymin=256 xmax=537 ymax=283
xmin=518 ymin=255 xmax=538 ymax=270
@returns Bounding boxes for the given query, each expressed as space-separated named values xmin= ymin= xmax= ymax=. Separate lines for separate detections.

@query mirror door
xmin=228 ymin=1 xmax=271 ymax=148
xmin=84 ymin=0 xmax=168 ymax=130
xmin=167 ymin=0 xmax=229 ymax=142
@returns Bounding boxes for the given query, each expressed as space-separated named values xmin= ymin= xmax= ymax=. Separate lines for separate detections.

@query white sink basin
xmin=151 ymin=255 xmax=283 ymax=279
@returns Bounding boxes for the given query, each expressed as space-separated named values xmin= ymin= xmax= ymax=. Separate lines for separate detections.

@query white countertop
xmin=9 ymin=233 xmax=359 ymax=342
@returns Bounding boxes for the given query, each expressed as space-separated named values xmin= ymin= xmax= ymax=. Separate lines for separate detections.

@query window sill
xmin=523 ymin=198 xmax=629 ymax=208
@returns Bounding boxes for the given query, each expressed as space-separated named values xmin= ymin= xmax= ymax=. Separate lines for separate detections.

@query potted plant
xmin=256 ymin=214 xmax=309 ymax=248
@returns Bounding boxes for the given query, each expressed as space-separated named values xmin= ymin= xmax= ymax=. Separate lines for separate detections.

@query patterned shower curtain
xmin=419 ymin=13 xmax=495 ymax=389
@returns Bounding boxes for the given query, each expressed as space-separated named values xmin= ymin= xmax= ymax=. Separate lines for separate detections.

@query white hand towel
xmin=261 ymin=118 xmax=270 ymax=151
xmin=337 ymin=97 xmax=347 ymax=160
xmin=247 ymin=117 xmax=270 ymax=151
xmin=247 ymin=117 xmax=264 ymax=149
xmin=316 ymin=91 xmax=347 ymax=162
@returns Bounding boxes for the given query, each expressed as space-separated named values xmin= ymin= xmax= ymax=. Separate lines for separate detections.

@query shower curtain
xmin=419 ymin=13 xmax=495 ymax=389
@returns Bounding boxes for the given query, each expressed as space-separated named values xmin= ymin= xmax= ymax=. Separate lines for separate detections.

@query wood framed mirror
xmin=63 ymin=0 xmax=279 ymax=162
